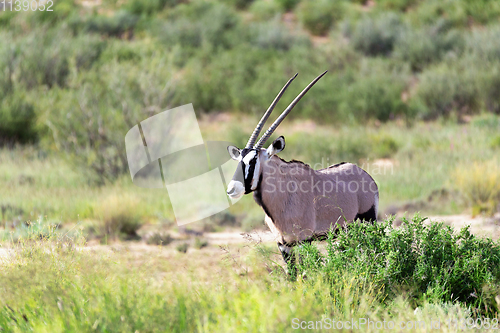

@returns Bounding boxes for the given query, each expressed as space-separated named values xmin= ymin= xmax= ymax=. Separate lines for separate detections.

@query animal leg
xmin=278 ymin=242 xmax=293 ymax=264
xmin=278 ymin=242 xmax=300 ymax=279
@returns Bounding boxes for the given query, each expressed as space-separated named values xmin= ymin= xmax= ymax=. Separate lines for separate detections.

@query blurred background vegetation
xmin=1 ymin=0 xmax=500 ymax=240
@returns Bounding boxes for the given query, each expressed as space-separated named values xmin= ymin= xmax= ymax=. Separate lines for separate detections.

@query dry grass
xmin=454 ymin=161 xmax=500 ymax=216
xmin=91 ymin=194 xmax=143 ymax=240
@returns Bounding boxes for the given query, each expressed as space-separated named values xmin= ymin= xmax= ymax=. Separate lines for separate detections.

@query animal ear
xmin=227 ymin=145 xmax=241 ymax=160
xmin=267 ymin=136 xmax=285 ymax=156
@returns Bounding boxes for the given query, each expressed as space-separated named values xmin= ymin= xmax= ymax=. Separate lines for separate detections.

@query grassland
xmin=2 ymin=0 xmax=500 ymax=330
xmin=2 ymin=113 xmax=500 ymax=240
xmin=2 ymin=217 xmax=499 ymax=332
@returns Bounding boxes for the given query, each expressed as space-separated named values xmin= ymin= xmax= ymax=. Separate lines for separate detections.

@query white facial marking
xmin=250 ymin=157 xmax=260 ymax=190
xmin=242 ymin=151 xmax=256 ymax=164
xmin=243 ymin=150 xmax=257 ymax=179
xmin=227 ymin=180 xmax=244 ymax=199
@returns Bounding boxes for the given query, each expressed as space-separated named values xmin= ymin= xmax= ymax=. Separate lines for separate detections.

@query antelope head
xmin=226 ymin=71 xmax=327 ymax=200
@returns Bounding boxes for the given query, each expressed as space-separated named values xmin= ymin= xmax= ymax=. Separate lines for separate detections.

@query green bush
xmin=194 ymin=237 xmax=209 ymax=249
xmin=73 ymin=34 xmax=107 ymax=71
xmin=84 ymin=11 xmax=138 ymax=38
xmin=295 ymin=215 xmax=500 ymax=315
xmin=350 ymin=12 xmax=404 ymax=56
xmin=249 ymin=0 xmax=282 ymax=20
xmin=145 ymin=231 xmax=173 ymax=245
xmin=369 ymin=133 xmax=400 ymax=158
xmin=338 ymin=59 xmax=409 ymax=122
xmin=394 ymin=21 xmax=464 ymax=71
xmin=491 ymin=135 xmax=500 ymax=149
xmin=409 ymin=0 xmax=467 ymax=28
xmin=0 ymin=91 xmax=38 ymax=145
xmin=297 ymin=0 xmax=344 ymax=36
xmin=276 ymin=0 xmax=300 ymax=11
xmin=376 ymin=0 xmax=416 ymax=11
xmin=34 ymin=0 xmax=78 ymax=24
xmin=410 ymin=60 xmax=482 ymax=119
xmin=14 ymin=31 xmax=71 ymax=89
xmin=466 ymin=26 xmax=500 ymax=62
xmin=160 ymin=2 xmax=240 ymax=51
xmin=42 ymin=55 xmax=175 ymax=183
xmin=222 ymin=0 xmax=255 ymax=10
xmin=176 ymin=242 xmax=189 ymax=253
xmin=125 ymin=0 xmax=181 ymax=15
xmin=250 ymin=20 xmax=304 ymax=51
xmin=462 ymin=0 xmax=500 ymax=24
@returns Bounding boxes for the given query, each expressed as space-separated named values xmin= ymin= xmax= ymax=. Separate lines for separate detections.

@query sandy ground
xmin=0 ymin=214 xmax=499 ymax=260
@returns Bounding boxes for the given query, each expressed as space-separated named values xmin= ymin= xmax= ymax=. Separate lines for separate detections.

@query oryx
xmin=226 ymin=71 xmax=379 ymax=264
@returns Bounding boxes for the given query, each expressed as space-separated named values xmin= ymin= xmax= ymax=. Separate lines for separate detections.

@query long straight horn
xmin=245 ymin=73 xmax=298 ymax=148
xmin=254 ymin=70 xmax=327 ymax=149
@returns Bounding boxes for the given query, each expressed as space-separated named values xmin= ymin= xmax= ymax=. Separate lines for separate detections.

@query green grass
xmin=1 ymin=217 xmax=497 ymax=332
xmin=1 ymin=114 xmax=499 ymax=237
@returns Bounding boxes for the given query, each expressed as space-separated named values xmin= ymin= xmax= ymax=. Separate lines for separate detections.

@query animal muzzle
xmin=227 ymin=180 xmax=244 ymax=199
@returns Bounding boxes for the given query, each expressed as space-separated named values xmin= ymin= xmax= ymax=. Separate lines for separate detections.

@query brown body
xmin=255 ymin=154 xmax=379 ymax=245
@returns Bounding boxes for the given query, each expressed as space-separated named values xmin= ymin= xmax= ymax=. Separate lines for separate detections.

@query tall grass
xmin=0 ymin=216 xmax=491 ymax=332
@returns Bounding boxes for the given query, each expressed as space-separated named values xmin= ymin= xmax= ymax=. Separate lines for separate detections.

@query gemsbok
xmin=226 ymin=71 xmax=379 ymax=264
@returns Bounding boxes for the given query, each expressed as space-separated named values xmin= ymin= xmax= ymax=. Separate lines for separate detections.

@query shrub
xmin=73 ymin=34 xmax=107 ymax=71
xmin=466 ymin=26 xmax=500 ymax=62
xmin=350 ymin=12 xmax=404 ymax=56
xmin=295 ymin=215 xmax=500 ymax=315
xmin=125 ymin=0 xmax=181 ymax=15
xmin=92 ymin=194 xmax=144 ymax=240
xmin=394 ymin=21 xmax=464 ymax=71
xmin=376 ymin=0 xmax=416 ymax=11
xmin=145 ymin=231 xmax=173 ymax=245
xmin=84 ymin=11 xmax=138 ymax=38
xmin=462 ymin=0 xmax=500 ymax=24
xmin=34 ymin=0 xmax=78 ymax=24
xmin=409 ymin=0 xmax=467 ymax=28
xmin=275 ymin=0 xmax=300 ymax=11
xmin=160 ymin=2 xmax=240 ymax=51
xmin=490 ymin=135 xmax=500 ymax=149
xmin=297 ymin=0 xmax=344 ymax=36
xmin=471 ymin=113 xmax=500 ymax=129
xmin=15 ymin=31 xmax=71 ymax=89
xmin=410 ymin=60 xmax=482 ymax=119
xmin=369 ymin=133 xmax=400 ymax=158
xmin=249 ymin=19 xmax=302 ymax=51
xmin=42 ymin=55 xmax=176 ymax=183
xmin=222 ymin=0 xmax=255 ymax=10
xmin=249 ymin=0 xmax=282 ymax=21
xmin=176 ymin=242 xmax=189 ymax=253
xmin=0 ymin=91 xmax=38 ymax=145
xmin=338 ymin=59 xmax=409 ymax=122
xmin=194 ymin=237 xmax=209 ymax=249
xmin=453 ymin=161 xmax=500 ymax=216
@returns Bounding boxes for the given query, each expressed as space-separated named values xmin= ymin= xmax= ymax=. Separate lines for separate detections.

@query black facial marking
xmin=243 ymin=160 xmax=256 ymax=194
xmin=253 ymin=173 xmax=273 ymax=222
xmin=239 ymin=148 xmax=259 ymax=194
